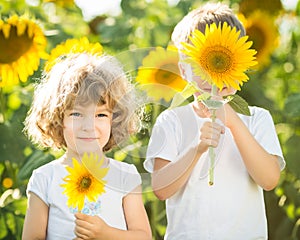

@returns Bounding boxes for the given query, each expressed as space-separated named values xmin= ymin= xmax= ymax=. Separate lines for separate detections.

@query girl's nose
xmin=81 ymin=117 xmax=94 ymax=131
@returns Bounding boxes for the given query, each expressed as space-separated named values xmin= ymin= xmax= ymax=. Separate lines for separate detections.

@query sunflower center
xmin=0 ymin=26 xmax=33 ymax=64
xmin=79 ymin=176 xmax=92 ymax=191
xmin=155 ymin=63 xmax=180 ymax=85
xmin=203 ymin=46 xmax=232 ymax=74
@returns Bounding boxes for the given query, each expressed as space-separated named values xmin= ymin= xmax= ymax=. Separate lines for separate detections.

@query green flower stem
xmin=208 ymin=108 xmax=216 ymax=186
xmin=208 ymin=85 xmax=217 ymax=186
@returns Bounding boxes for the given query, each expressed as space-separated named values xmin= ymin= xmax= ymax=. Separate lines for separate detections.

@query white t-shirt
xmin=144 ymin=104 xmax=285 ymax=240
xmin=27 ymin=158 xmax=141 ymax=240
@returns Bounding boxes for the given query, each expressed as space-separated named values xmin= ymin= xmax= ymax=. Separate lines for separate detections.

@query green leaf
xmin=18 ymin=150 xmax=54 ymax=180
xmin=196 ymin=92 xmax=211 ymax=102
xmin=169 ymin=81 xmax=199 ymax=109
xmin=9 ymin=198 xmax=28 ymax=216
xmin=6 ymin=212 xmax=16 ymax=235
xmin=284 ymin=93 xmax=300 ymax=118
xmin=0 ymin=214 xmax=8 ymax=238
xmin=228 ymin=94 xmax=251 ymax=116
xmin=285 ymin=135 xmax=300 ymax=178
xmin=0 ymin=162 xmax=5 ymax=176
xmin=0 ymin=121 xmax=30 ymax=163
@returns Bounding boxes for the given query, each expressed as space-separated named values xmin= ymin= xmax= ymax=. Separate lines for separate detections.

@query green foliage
xmin=228 ymin=94 xmax=251 ymax=116
xmin=0 ymin=0 xmax=300 ymax=239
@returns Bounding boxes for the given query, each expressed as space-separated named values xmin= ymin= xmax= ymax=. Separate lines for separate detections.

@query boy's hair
xmin=171 ymin=2 xmax=246 ymax=49
xmin=24 ymin=53 xmax=141 ymax=152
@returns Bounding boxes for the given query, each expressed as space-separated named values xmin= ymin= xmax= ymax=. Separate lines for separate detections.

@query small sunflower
xmin=181 ymin=22 xmax=257 ymax=90
xmin=61 ymin=152 xmax=109 ymax=211
xmin=44 ymin=37 xmax=103 ymax=72
xmin=239 ymin=11 xmax=279 ymax=68
xmin=136 ymin=46 xmax=187 ymax=102
xmin=0 ymin=14 xmax=48 ymax=87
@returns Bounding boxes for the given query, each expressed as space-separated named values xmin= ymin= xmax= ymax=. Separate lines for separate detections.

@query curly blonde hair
xmin=24 ymin=53 xmax=141 ymax=152
xmin=171 ymin=2 xmax=246 ymax=49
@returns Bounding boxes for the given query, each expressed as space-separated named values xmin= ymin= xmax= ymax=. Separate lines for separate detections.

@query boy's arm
xmin=22 ymin=192 xmax=49 ymax=240
xmin=224 ymin=104 xmax=281 ymax=191
xmin=74 ymin=186 xmax=152 ymax=240
xmin=152 ymin=121 xmax=224 ymax=200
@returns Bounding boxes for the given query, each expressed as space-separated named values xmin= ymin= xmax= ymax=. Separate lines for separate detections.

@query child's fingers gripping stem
xmin=199 ymin=120 xmax=225 ymax=185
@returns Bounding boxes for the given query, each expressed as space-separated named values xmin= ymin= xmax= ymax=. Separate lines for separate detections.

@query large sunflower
xmin=44 ymin=37 xmax=103 ymax=72
xmin=182 ymin=22 xmax=257 ymax=90
xmin=61 ymin=152 xmax=109 ymax=211
xmin=136 ymin=46 xmax=187 ymax=102
xmin=239 ymin=11 xmax=279 ymax=68
xmin=0 ymin=14 xmax=48 ymax=87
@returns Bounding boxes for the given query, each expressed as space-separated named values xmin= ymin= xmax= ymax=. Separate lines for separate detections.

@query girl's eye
xmin=70 ymin=112 xmax=81 ymax=117
xmin=96 ymin=113 xmax=108 ymax=118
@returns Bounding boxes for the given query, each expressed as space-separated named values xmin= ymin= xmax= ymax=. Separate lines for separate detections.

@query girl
xmin=22 ymin=53 xmax=152 ymax=240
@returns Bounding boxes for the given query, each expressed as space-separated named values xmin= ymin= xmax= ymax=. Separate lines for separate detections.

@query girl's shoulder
xmin=32 ymin=159 xmax=65 ymax=176
xmin=106 ymin=158 xmax=141 ymax=192
xmin=108 ymin=158 xmax=139 ymax=174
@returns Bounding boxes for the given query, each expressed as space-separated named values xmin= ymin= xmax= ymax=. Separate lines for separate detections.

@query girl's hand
xmin=73 ymin=212 xmax=108 ymax=240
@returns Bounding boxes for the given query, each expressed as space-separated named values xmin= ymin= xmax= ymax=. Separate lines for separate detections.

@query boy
xmin=144 ymin=3 xmax=285 ymax=239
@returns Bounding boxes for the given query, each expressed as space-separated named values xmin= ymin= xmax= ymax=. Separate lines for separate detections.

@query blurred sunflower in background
xmin=61 ymin=153 xmax=109 ymax=211
xmin=136 ymin=46 xmax=187 ymax=102
xmin=42 ymin=0 xmax=75 ymax=8
xmin=2 ymin=177 xmax=13 ymax=189
xmin=0 ymin=14 xmax=48 ymax=87
xmin=44 ymin=37 xmax=103 ymax=72
xmin=239 ymin=0 xmax=283 ymax=17
xmin=239 ymin=11 xmax=279 ymax=69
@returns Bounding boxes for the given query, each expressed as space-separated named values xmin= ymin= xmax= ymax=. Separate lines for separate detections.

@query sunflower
xmin=136 ymin=46 xmax=187 ymax=102
xmin=239 ymin=11 xmax=279 ymax=68
xmin=44 ymin=37 xmax=103 ymax=72
xmin=0 ymin=14 xmax=48 ymax=87
xmin=61 ymin=152 xmax=109 ymax=211
xmin=181 ymin=22 xmax=257 ymax=91
xmin=239 ymin=0 xmax=283 ymax=17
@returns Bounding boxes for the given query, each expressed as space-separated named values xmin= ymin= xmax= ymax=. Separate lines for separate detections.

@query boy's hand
xmin=199 ymin=121 xmax=225 ymax=152
xmin=73 ymin=212 xmax=108 ymax=240
xmin=222 ymin=103 xmax=240 ymax=129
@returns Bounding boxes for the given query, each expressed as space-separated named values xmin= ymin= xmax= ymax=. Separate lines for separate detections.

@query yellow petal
xmin=2 ymin=24 xmax=11 ymax=39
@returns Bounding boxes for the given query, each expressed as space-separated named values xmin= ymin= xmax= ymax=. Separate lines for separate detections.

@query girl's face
xmin=63 ymin=102 xmax=112 ymax=158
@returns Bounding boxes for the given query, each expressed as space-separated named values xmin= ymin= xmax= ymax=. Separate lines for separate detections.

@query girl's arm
xmin=223 ymin=104 xmax=281 ymax=191
xmin=152 ymin=121 xmax=224 ymax=200
xmin=22 ymin=192 xmax=49 ymax=240
xmin=74 ymin=185 xmax=152 ymax=240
